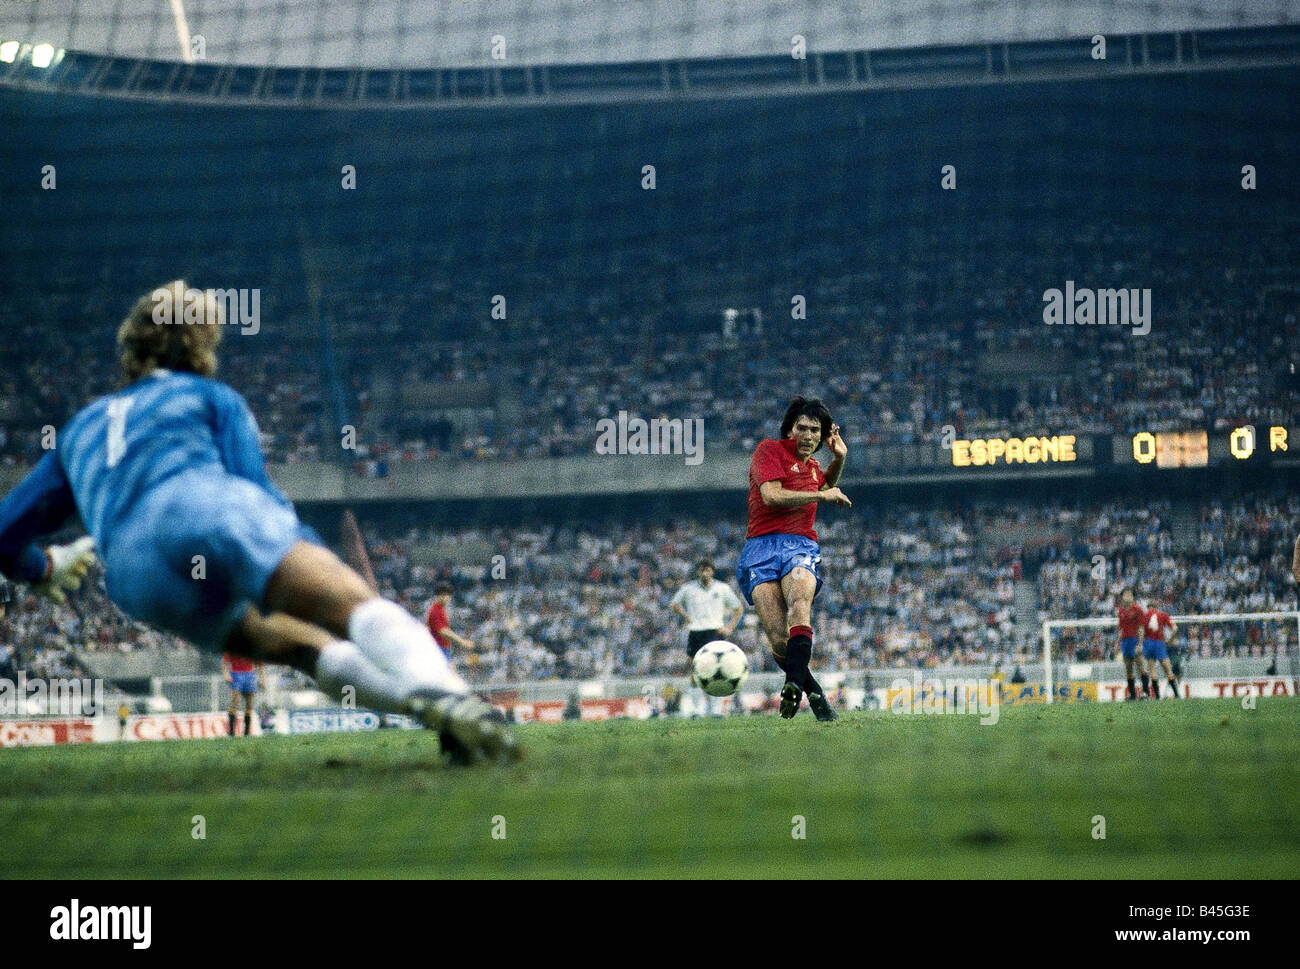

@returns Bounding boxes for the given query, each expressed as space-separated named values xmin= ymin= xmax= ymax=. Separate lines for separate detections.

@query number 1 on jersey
xmin=106 ymin=397 xmax=134 ymax=467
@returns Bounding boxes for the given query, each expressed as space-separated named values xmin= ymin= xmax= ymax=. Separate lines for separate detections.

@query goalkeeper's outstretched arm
xmin=0 ymin=450 xmax=93 ymax=601
xmin=1293 ymin=535 xmax=1300 ymax=586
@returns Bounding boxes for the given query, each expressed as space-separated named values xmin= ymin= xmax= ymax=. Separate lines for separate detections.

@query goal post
xmin=1041 ymin=611 xmax=1300 ymax=703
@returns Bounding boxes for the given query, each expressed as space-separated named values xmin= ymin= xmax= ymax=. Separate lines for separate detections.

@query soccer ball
xmin=691 ymin=641 xmax=749 ymax=697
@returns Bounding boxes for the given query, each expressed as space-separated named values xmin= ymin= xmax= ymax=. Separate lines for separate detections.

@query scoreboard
xmin=1131 ymin=430 xmax=1209 ymax=469
xmin=950 ymin=434 xmax=1083 ymax=468
xmin=919 ymin=425 xmax=1296 ymax=475
xmin=1117 ymin=426 xmax=1292 ymax=468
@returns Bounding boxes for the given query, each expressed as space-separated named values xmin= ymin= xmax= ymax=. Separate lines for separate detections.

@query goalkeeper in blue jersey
xmin=0 ymin=281 xmax=517 ymax=763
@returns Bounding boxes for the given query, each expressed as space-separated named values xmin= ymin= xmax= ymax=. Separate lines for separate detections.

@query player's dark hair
xmin=696 ymin=559 xmax=714 ymax=571
xmin=779 ymin=396 xmax=834 ymax=450
xmin=117 ymin=280 xmax=223 ymax=386
xmin=435 ymin=583 xmax=454 ymax=595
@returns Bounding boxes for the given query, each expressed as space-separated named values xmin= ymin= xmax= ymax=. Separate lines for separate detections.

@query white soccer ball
xmin=691 ymin=640 xmax=749 ymax=697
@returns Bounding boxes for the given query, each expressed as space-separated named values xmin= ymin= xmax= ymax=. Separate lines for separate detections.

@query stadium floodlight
xmin=0 ymin=41 xmax=19 ymax=64
xmin=168 ymin=0 xmax=196 ymax=63
xmin=31 ymin=43 xmax=55 ymax=68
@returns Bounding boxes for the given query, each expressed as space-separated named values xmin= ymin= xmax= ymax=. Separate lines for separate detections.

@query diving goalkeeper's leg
xmin=256 ymin=542 xmax=519 ymax=762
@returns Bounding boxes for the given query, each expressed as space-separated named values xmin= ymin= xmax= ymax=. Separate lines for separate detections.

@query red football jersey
xmin=225 ymin=654 xmax=254 ymax=673
xmin=425 ymin=601 xmax=451 ymax=649
xmin=1142 ymin=608 xmax=1173 ymax=641
xmin=746 ymin=438 xmax=823 ymax=540
xmin=1117 ymin=603 xmax=1145 ymax=638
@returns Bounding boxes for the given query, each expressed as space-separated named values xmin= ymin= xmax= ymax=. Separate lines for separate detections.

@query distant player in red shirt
xmin=223 ymin=652 xmax=264 ymax=736
xmin=735 ymin=397 xmax=851 ymax=721
xmin=1142 ymin=602 xmax=1179 ymax=698
xmin=1116 ymin=587 xmax=1150 ymax=701
xmin=426 ymin=583 xmax=475 ymax=659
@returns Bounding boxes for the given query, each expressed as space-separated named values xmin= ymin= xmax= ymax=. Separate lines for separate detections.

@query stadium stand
xmin=2 ymin=219 xmax=1297 ymax=468
xmin=1 ymin=27 xmax=1296 ymax=692
xmin=11 ymin=495 xmax=1288 ymax=686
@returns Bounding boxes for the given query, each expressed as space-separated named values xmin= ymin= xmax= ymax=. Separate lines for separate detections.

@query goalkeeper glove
xmin=34 ymin=536 xmax=97 ymax=605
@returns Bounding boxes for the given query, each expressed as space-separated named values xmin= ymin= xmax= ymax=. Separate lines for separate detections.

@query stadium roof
xmin=1 ymin=0 xmax=1299 ymax=70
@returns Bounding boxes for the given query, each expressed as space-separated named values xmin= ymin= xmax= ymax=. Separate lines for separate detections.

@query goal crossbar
xmin=1040 ymin=610 xmax=1300 ymax=703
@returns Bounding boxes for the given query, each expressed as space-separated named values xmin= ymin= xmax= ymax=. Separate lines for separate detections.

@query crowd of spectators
xmin=0 ymin=265 xmax=324 ymax=469
xmin=285 ymin=217 xmax=1300 ymax=464
xmin=1037 ymin=494 xmax=1300 ymax=662
xmin=347 ymin=494 xmax=1297 ymax=682
xmin=1 ymin=493 xmax=1295 ymax=683
xmin=360 ymin=510 xmax=1020 ymax=682
xmin=0 ymin=572 xmax=197 ymax=682
xmin=2 ymin=220 xmax=1296 ymax=468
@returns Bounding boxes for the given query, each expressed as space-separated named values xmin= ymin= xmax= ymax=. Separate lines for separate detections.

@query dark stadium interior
xmin=2 ymin=65 xmax=1298 ymax=465
xmin=1 ymin=35 xmax=1298 ymax=692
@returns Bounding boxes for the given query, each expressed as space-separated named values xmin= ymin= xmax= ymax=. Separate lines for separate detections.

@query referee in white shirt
xmin=671 ymin=560 xmax=744 ymax=713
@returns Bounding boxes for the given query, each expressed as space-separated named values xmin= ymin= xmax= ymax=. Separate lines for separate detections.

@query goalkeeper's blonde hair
xmin=117 ymin=280 xmax=223 ymax=385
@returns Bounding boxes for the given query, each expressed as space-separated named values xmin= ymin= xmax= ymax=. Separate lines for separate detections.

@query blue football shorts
xmin=104 ymin=468 xmax=317 ymax=654
xmin=1143 ymin=639 xmax=1169 ymax=662
xmin=735 ymin=534 xmax=822 ymax=606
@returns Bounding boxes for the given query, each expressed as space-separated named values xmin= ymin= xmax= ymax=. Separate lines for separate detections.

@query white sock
xmin=347 ymin=598 xmax=468 ymax=693
xmin=314 ymin=640 xmax=411 ymax=713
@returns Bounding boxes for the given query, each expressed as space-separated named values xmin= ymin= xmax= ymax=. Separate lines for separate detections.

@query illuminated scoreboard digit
xmin=1128 ymin=430 xmax=1208 ymax=468
xmin=1126 ymin=426 xmax=1292 ymax=467
xmin=1229 ymin=426 xmax=1256 ymax=459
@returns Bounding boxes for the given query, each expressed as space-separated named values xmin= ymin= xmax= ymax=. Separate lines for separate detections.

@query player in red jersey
xmin=1116 ymin=587 xmax=1151 ymax=701
xmin=735 ymin=397 xmax=851 ymax=721
xmin=1141 ymin=602 xmax=1179 ymax=698
xmin=223 ymin=652 xmax=265 ymax=736
xmin=426 ymin=582 xmax=476 ymax=659
xmin=422 ymin=582 xmax=486 ymax=763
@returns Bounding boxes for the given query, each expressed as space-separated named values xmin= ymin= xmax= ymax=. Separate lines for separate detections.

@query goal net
xmin=1041 ymin=611 xmax=1300 ymax=703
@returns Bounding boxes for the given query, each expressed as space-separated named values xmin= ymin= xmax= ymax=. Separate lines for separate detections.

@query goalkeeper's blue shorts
xmin=104 ymin=469 xmax=317 ymax=654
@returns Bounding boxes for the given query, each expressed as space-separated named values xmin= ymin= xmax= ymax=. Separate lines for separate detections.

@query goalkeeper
xmin=0 ymin=281 xmax=517 ymax=763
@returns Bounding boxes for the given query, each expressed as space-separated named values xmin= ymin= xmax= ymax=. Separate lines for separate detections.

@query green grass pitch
xmin=2 ymin=698 xmax=1297 ymax=878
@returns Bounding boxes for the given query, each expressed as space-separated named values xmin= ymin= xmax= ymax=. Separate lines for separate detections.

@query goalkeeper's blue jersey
xmin=0 ymin=369 xmax=291 ymax=583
